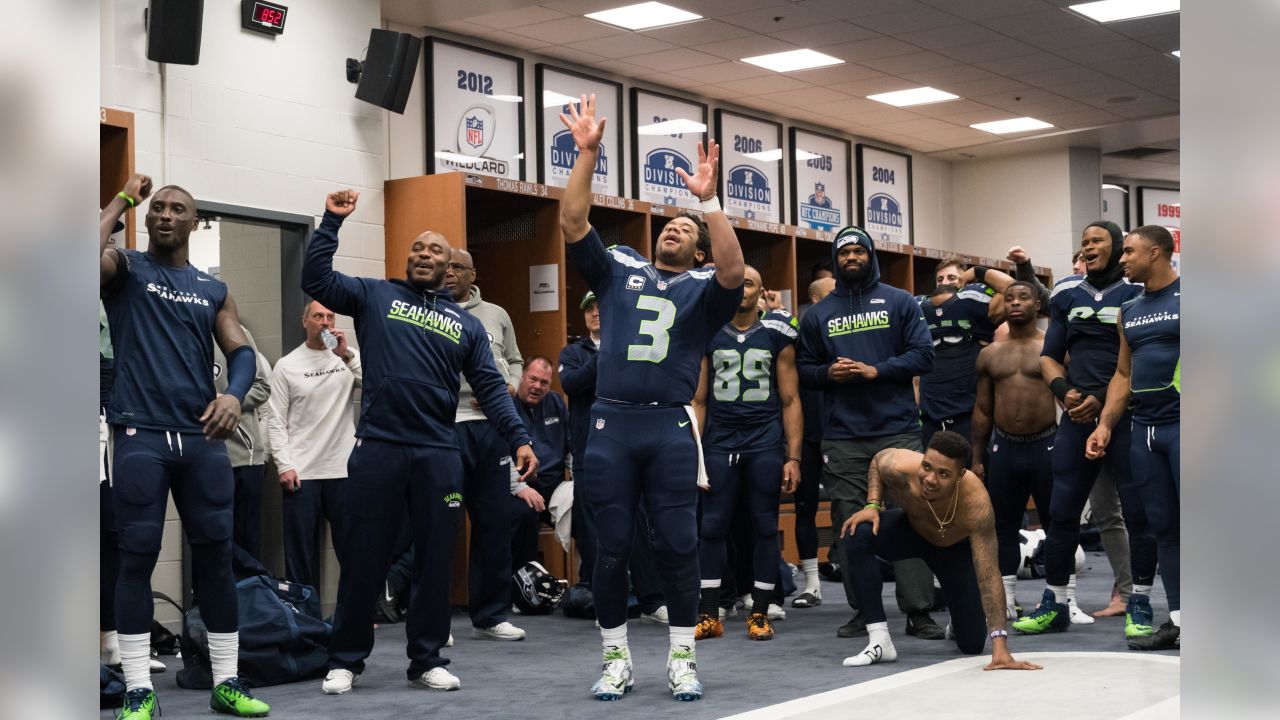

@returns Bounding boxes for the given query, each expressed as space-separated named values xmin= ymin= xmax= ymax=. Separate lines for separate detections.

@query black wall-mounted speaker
xmin=355 ymin=29 xmax=422 ymax=114
xmin=146 ymin=0 xmax=205 ymax=66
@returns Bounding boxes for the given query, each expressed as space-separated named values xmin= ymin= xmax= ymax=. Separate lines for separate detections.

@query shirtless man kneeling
xmin=838 ymin=431 xmax=1042 ymax=671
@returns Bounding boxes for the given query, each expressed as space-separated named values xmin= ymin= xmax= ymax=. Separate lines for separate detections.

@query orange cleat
xmin=746 ymin=612 xmax=774 ymax=641
xmin=695 ymin=613 xmax=723 ymax=640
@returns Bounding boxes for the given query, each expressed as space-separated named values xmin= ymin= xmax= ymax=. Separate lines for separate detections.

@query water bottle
xmin=320 ymin=328 xmax=338 ymax=351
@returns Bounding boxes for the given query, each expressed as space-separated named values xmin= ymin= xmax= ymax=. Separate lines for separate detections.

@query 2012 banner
xmin=426 ymin=38 xmax=524 ymax=180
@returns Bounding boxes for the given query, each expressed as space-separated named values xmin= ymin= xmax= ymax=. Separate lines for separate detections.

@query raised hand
xmin=675 ymin=140 xmax=719 ymax=201
xmin=326 ymin=189 xmax=359 ymax=218
xmin=558 ymin=93 xmax=606 ymax=153
xmin=123 ymin=173 xmax=153 ymax=204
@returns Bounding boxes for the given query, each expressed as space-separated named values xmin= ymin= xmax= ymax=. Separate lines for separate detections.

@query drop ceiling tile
xmin=973 ymin=53 xmax=1078 ymax=76
xmin=938 ymin=38 xmax=1043 ymax=63
xmin=694 ymin=84 xmax=748 ymax=102
xmin=883 ymin=117 xmax=968 ymax=135
xmin=467 ymin=7 xmax=570 ymax=30
xmin=1053 ymin=40 xmax=1161 ymax=66
xmin=820 ymin=36 xmax=920 ymax=62
xmin=542 ymin=46 xmax=609 ymax=68
xmin=512 ymin=17 xmax=625 ymax=45
xmin=768 ymin=22 xmax=881 ymax=47
xmin=972 ymin=88 xmax=1088 ymax=115
xmin=695 ymin=34 xmax=797 ymax=61
xmin=566 ymin=32 xmax=678 ymax=58
xmin=1098 ymin=98 xmax=1179 ymax=119
xmin=638 ymin=20 xmax=758 ymax=47
xmin=1106 ymin=13 xmax=1181 ymax=40
xmin=624 ymin=48 xmax=725 ymax=72
xmin=799 ymin=0 xmax=936 ymax=20
xmin=669 ymin=61 xmax=774 ymax=84
xmin=926 ymin=106 xmax=1024 ymax=127
xmin=722 ymin=5 xmax=834 ymax=33
xmin=758 ymin=85 xmax=852 ymax=106
xmin=1037 ymin=108 xmax=1125 ymax=128
xmin=594 ymin=59 xmax=658 ymax=78
xmin=842 ymin=106 xmax=922 ymax=126
xmin=1055 ymin=78 xmax=1148 ymax=99
xmin=904 ymin=98 xmax=1001 ymax=119
xmin=829 ymin=76 xmax=923 ymax=97
xmin=859 ymin=51 xmax=959 ymax=75
xmin=941 ymin=76 xmax=1032 ymax=97
xmin=470 ymin=29 xmax=556 ymax=52
xmin=433 ymin=20 xmax=489 ymax=36
xmin=1012 ymin=65 xmax=1118 ymax=89
xmin=788 ymin=62 xmax=886 ymax=85
xmin=1021 ymin=27 xmax=1125 ymax=52
xmin=808 ymin=96 xmax=886 ymax=117
xmin=979 ymin=7 xmax=1099 ymax=35
xmin=1150 ymin=83 xmax=1179 ymax=101
xmin=898 ymin=63 xmax=1002 ymax=87
xmin=894 ymin=22 xmax=1006 ymax=48
xmin=713 ymin=74 xmax=814 ymax=97
xmin=673 ymin=0 xmax=784 ymax=16
xmin=642 ymin=73 xmax=705 ymax=92
xmin=901 ymin=127 xmax=994 ymax=147
xmin=851 ymin=8 xmax=960 ymax=35
xmin=917 ymin=0 xmax=1041 ymax=21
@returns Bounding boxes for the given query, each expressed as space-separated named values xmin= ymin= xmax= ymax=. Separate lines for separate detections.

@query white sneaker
xmin=412 ymin=667 xmax=460 ymax=691
xmin=641 ymin=606 xmax=669 ymax=624
xmin=323 ymin=669 xmax=359 ymax=695
xmin=767 ymin=604 xmax=786 ymax=621
xmin=1068 ymin=599 xmax=1095 ymax=625
xmin=472 ymin=621 xmax=526 ymax=640
xmin=717 ymin=605 xmax=739 ymax=620
xmin=842 ymin=639 xmax=898 ymax=667
xmin=667 ymin=647 xmax=702 ymax=701
xmin=446 ymin=633 xmax=454 ymax=647
xmin=592 ymin=646 xmax=634 ymax=700
xmin=149 ymin=649 xmax=166 ymax=673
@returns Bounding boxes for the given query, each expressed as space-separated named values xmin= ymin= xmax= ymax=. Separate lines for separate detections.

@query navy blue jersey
xmin=515 ymin=391 xmax=570 ymax=480
xmin=704 ymin=310 xmax=798 ymax=452
xmin=1042 ymin=275 xmax=1144 ymax=392
xmin=102 ymin=248 xmax=227 ymax=432
xmin=557 ymin=335 xmax=598 ymax=471
xmin=1120 ymin=278 xmax=1180 ymax=425
xmin=916 ymin=283 xmax=997 ymax=420
xmin=566 ymin=228 xmax=742 ymax=405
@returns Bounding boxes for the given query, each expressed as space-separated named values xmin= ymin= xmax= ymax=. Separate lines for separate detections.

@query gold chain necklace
xmin=925 ymin=483 xmax=961 ymax=537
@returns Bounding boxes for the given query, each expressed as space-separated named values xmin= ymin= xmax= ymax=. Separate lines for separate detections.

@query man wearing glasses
xmin=445 ymin=249 xmax=531 ymax=641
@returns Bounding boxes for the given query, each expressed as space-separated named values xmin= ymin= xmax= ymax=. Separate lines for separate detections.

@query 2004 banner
xmin=426 ymin=38 xmax=524 ymax=179
xmin=857 ymin=144 xmax=913 ymax=246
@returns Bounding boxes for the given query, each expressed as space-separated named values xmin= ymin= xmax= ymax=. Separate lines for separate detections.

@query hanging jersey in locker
xmin=703 ymin=309 xmax=798 ymax=453
xmin=566 ymin=228 xmax=742 ymax=406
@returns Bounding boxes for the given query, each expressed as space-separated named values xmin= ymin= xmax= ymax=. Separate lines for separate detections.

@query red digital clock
xmin=241 ymin=0 xmax=287 ymax=36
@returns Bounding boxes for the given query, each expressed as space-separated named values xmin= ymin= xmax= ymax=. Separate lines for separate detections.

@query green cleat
xmin=1124 ymin=594 xmax=1154 ymax=639
xmin=210 ymin=677 xmax=270 ymax=717
xmin=1011 ymin=589 xmax=1070 ymax=635
xmin=117 ymin=688 xmax=159 ymax=720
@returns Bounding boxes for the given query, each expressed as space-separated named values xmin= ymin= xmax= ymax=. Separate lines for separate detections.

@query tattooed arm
xmin=840 ymin=449 xmax=903 ymax=538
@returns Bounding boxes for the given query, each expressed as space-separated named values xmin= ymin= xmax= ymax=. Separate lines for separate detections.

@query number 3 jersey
xmin=1042 ymin=274 xmax=1145 ymax=392
xmin=703 ymin=310 xmax=798 ymax=453
xmin=566 ymin=227 xmax=742 ymax=406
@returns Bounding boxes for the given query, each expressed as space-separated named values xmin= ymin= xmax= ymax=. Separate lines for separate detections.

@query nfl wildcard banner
xmin=536 ymin=65 xmax=622 ymax=195
xmin=1139 ymin=186 xmax=1181 ymax=271
xmin=716 ymin=110 xmax=783 ymax=223
xmin=631 ymin=89 xmax=707 ymax=210
xmin=857 ymin=144 xmax=913 ymax=245
xmin=426 ymin=38 xmax=523 ymax=179
xmin=790 ymin=128 xmax=851 ymax=233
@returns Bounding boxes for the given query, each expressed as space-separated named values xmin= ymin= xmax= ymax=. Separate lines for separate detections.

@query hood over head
xmin=831 ymin=225 xmax=881 ymax=293
xmin=1085 ymin=220 xmax=1125 ymax=287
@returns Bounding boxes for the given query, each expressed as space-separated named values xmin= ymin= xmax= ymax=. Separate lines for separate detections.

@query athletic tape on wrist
xmin=973 ymin=266 xmax=989 ymax=285
xmin=699 ymin=196 xmax=722 ymax=214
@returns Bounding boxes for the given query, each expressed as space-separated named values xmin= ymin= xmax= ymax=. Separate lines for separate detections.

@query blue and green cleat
xmin=1011 ymin=589 xmax=1070 ymax=635
xmin=210 ymin=677 xmax=270 ymax=717
xmin=117 ymin=688 xmax=159 ymax=720
xmin=1125 ymin=594 xmax=1155 ymax=639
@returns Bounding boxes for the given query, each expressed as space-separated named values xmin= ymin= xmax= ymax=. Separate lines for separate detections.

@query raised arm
xmin=675 ymin=140 xmax=743 ymax=290
xmin=971 ymin=348 xmax=995 ymax=478
xmin=968 ymin=266 xmax=1015 ymax=324
xmin=101 ymin=174 xmax=152 ymax=286
xmin=777 ymin=344 xmax=803 ymax=493
xmin=1007 ymin=246 xmax=1051 ymax=308
xmin=559 ymin=95 xmax=606 ymax=244
xmin=1085 ymin=311 xmax=1133 ymax=459
xmin=301 ymin=190 xmax=369 ymax=317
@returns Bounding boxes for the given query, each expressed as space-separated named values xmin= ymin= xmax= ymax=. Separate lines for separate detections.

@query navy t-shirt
xmin=1120 ymin=278 xmax=1180 ymax=425
xmin=1042 ymin=275 xmax=1144 ymax=392
xmin=704 ymin=310 xmax=798 ymax=452
xmin=566 ymin=228 xmax=741 ymax=405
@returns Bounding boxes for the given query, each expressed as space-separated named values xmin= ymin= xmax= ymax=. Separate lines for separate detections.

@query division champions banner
xmin=631 ymin=89 xmax=707 ymax=211
xmin=717 ymin=110 xmax=782 ymax=223
xmin=857 ymin=144 xmax=913 ymax=245
xmin=537 ymin=65 xmax=622 ymax=195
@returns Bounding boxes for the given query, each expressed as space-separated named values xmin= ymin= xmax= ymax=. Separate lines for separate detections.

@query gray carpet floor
xmin=104 ymin=552 xmax=1175 ymax=719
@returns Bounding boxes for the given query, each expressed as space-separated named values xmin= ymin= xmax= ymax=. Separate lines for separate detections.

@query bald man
xmin=303 ymin=189 xmax=538 ymax=695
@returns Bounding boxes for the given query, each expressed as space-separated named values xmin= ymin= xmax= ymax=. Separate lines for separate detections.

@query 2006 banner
xmin=631 ymin=89 xmax=707 ymax=211
xmin=536 ymin=65 xmax=622 ymax=195
xmin=790 ymin=127 xmax=851 ymax=233
xmin=716 ymin=110 xmax=783 ymax=223
xmin=426 ymin=37 xmax=524 ymax=179
xmin=857 ymin=144 xmax=913 ymax=246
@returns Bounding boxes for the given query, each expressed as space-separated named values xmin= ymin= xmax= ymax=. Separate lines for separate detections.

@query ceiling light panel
xmin=586 ymin=3 xmax=702 ymax=31
xmin=741 ymin=49 xmax=844 ymax=73
xmin=1068 ymin=0 xmax=1180 ymax=23
xmin=970 ymin=117 xmax=1055 ymax=134
xmin=866 ymin=87 xmax=960 ymax=107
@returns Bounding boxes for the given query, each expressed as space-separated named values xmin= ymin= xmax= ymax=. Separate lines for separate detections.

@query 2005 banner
xmin=790 ymin=127 xmax=851 ymax=233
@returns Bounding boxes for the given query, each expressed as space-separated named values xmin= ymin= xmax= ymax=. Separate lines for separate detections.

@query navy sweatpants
xmin=1131 ymin=421 xmax=1180 ymax=611
xmin=571 ymin=466 xmax=597 ymax=584
xmin=456 ymin=420 xmax=516 ymax=629
xmin=110 ymin=427 xmax=237 ymax=635
xmin=232 ymin=464 xmax=265 ymax=561
xmin=844 ymin=509 xmax=986 ymax=655
xmin=984 ymin=426 xmax=1055 ymax=576
xmin=700 ymin=448 xmax=782 ymax=602
xmin=1044 ymin=414 xmax=1157 ymax=589
xmin=794 ymin=438 xmax=822 ymax=560
xmin=328 ymin=440 xmax=463 ymax=678
xmin=584 ymin=402 xmax=700 ymax=629
xmin=282 ymin=477 xmax=347 ymax=589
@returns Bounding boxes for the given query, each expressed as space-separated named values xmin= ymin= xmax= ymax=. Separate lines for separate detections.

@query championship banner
xmin=1102 ymin=183 xmax=1130 ymax=230
xmin=857 ymin=144 xmax=913 ymax=245
xmin=426 ymin=38 xmax=523 ymax=179
xmin=1139 ymin=186 xmax=1181 ymax=271
xmin=631 ymin=89 xmax=707 ymax=210
xmin=716 ymin=110 xmax=782 ymax=223
xmin=536 ymin=65 xmax=622 ymax=195
xmin=790 ymin=127 xmax=851 ymax=233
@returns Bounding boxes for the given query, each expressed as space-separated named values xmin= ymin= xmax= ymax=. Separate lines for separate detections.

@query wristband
xmin=864 ymin=501 xmax=883 ymax=511
xmin=990 ymin=629 xmax=1008 ymax=639
xmin=699 ymin=196 xmax=722 ymax=214
xmin=1049 ymin=377 xmax=1072 ymax=402
xmin=972 ymin=265 xmax=989 ymax=285
xmin=117 ymin=191 xmax=136 ymax=207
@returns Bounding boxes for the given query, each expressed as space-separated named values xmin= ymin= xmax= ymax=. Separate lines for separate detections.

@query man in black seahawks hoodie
xmin=796 ymin=226 xmax=944 ymax=640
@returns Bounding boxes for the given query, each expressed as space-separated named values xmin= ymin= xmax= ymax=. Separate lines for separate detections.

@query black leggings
xmin=984 ymin=427 xmax=1055 ymax=576
xmin=843 ymin=509 xmax=986 ymax=655
xmin=794 ymin=439 xmax=822 ymax=560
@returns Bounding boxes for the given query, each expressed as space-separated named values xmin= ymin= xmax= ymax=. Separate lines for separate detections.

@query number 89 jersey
xmin=567 ymin=229 xmax=743 ymax=406
xmin=703 ymin=310 xmax=798 ymax=453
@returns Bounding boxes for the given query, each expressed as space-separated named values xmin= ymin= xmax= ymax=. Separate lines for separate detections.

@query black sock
xmin=751 ymin=587 xmax=773 ymax=615
xmin=699 ymin=587 xmax=719 ymax=618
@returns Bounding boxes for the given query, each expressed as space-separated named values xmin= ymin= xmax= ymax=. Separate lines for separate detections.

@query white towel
xmin=683 ymin=405 xmax=710 ymax=490
xmin=548 ymin=480 xmax=575 ymax=552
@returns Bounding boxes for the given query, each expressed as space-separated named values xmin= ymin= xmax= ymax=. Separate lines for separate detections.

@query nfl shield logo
xmin=595 ymin=418 xmax=605 ymax=430
xmin=465 ymin=115 xmax=484 ymax=148
xmin=936 ymin=308 xmax=943 ymax=316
